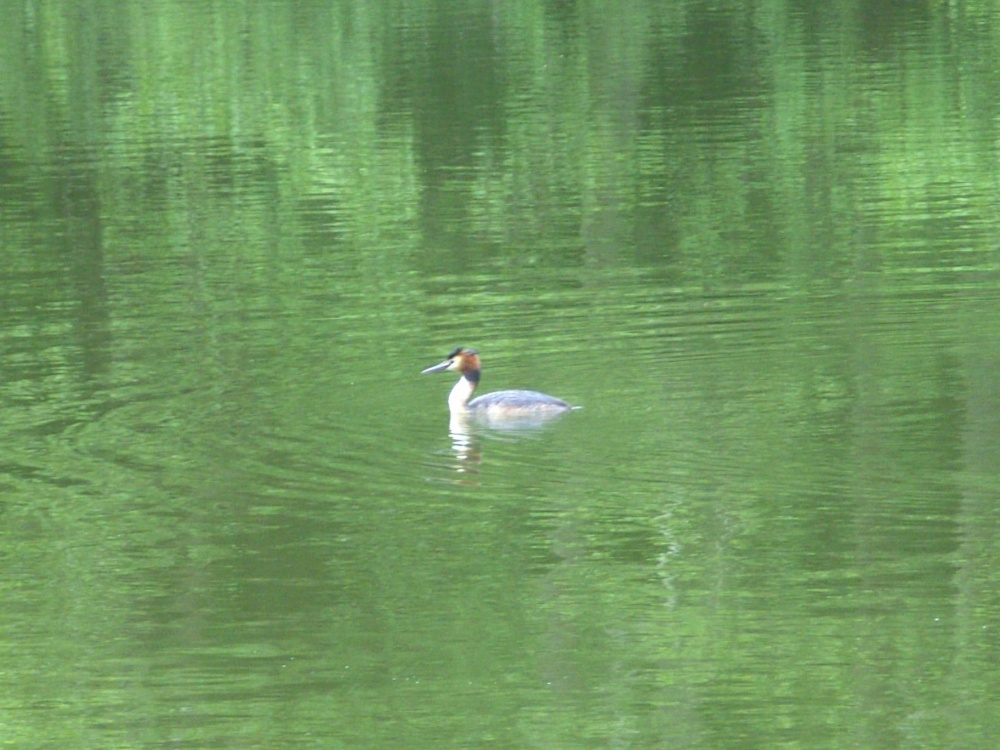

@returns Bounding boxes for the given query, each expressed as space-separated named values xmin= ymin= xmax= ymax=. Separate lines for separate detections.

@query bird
xmin=421 ymin=347 xmax=575 ymax=417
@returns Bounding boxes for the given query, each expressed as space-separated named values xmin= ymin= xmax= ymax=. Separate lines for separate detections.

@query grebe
xmin=422 ymin=347 xmax=575 ymax=416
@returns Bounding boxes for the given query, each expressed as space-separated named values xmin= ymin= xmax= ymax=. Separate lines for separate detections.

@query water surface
xmin=2 ymin=1 xmax=999 ymax=748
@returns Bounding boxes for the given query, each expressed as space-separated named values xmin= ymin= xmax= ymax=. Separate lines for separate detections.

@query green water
xmin=3 ymin=1 xmax=999 ymax=748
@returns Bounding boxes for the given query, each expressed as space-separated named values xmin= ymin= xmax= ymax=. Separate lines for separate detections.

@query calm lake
xmin=2 ymin=1 xmax=999 ymax=748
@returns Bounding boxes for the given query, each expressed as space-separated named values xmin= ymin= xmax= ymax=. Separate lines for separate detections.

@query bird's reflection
xmin=441 ymin=409 xmax=571 ymax=474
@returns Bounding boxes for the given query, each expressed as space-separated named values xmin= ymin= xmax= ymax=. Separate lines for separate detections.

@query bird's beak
xmin=421 ymin=359 xmax=453 ymax=375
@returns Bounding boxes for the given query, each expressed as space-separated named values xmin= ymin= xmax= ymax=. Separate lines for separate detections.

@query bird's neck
xmin=448 ymin=374 xmax=478 ymax=410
